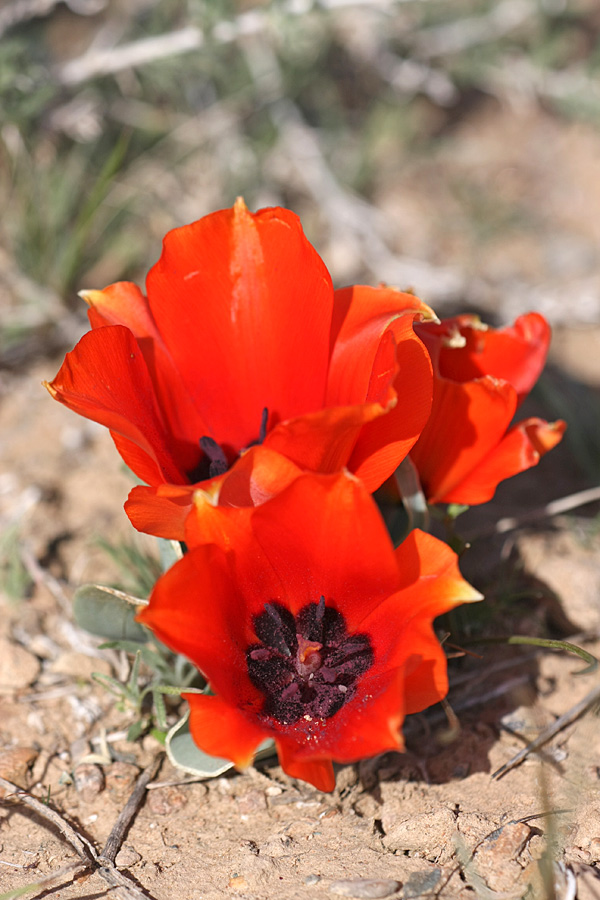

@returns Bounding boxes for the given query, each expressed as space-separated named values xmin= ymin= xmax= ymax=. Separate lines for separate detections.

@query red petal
xmin=355 ymin=531 xmax=480 ymax=706
xmin=416 ymin=312 xmax=550 ymax=404
xmin=410 ymin=375 xmax=517 ymax=503
xmin=137 ymin=544 xmax=261 ymax=706
xmin=275 ymin=742 xmax=336 ymax=792
xmin=393 ymin=529 xmax=484 ymax=610
xmin=145 ymin=199 xmax=333 ymax=452
xmin=438 ymin=417 xmax=566 ymax=505
xmin=348 ymin=330 xmax=433 ymax=490
xmin=328 ymin=285 xmax=434 ymax=406
xmin=125 ymin=483 xmax=196 ymax=540
xmin=327 ymin=286 xmax=434 ymax=488
xmin=274 ymin=667 xmax=406 ymax=768
xmin=264 ymin=402 xmax=389 ymax=475
xmin=185 ymin=693 xmax=267 ymax=770
xmin=84 ymin=283 xmax=158 ymax=336
xmin=248 ymin=472 xmax=400 ymax=628
xmin=45 ymin=326 xmax=185 ymax=485
xmin=85 ymin=285 xmax=208 ymax=477
xmin=184 ymin=446 xmax=303 ymax=548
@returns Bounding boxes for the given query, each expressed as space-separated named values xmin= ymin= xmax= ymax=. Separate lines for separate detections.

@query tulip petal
xmin=84 ymin=284 xmax=209 ymax=476
xmin=417 ymin=313 xmax=551 ymax=404
xmin=184 ymin=446 xmax=304 ymax=548
xmin=438 ymin=417 xmax=567 ymax=505
xmin=348 ymin=332 xmax=433 ymax=490
xmin=185 ymin=693 xmax=267 ymax=770
xmin=45 ymin=325 xmax=186 ymax=485
xmin=137 ymin=544 xmax=261 ymax=705
xmin=83 ymin=283 xmax=158 ymax=336
xmin=248 ymin=472 xmax=400 ymax=627
xmin=275 ymin=742 xmax=336 ymax=792
xmin=145 ymin=199 xmax=333 ymax=451
xmin=125 ymin=483 xmax=196 ymax=541
xmin=410 ymin=376 xmax=517 ymax=504
xmin=327 ymin=287 xmax=435 ymax=489
xmin=264 ymin=401 xmax=389 ymax=475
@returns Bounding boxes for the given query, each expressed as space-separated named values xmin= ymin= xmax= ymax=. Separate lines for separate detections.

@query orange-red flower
xmin=138 ymin=471 xmax=481 ymax=792
xmin=45 ymin=200 xmax=435 ymax=539
xmin=409 ymin=313 xmax=566 ymax=505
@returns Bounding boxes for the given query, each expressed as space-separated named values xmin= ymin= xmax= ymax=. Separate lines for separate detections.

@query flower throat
xmin=247 ymin=597 xmax=374 ymax=725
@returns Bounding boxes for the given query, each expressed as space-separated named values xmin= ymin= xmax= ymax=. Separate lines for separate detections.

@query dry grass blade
xmin=493 ymin=681 xmax=600 ymax=779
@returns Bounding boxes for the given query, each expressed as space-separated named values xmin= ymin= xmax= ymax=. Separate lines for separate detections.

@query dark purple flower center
xmin=190 ymin=407 xmax=270 ymax=481
xmin=246 ymin=597 xmax=374 ymax=725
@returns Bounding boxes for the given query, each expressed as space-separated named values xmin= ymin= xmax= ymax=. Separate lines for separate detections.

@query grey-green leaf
xmin=165 ymin=712 xmax=275 ymax=778
xmin=73 ymin=584 xmax=149 ymax=643
xmin=157 ymin=538 xmax=184 ymax=572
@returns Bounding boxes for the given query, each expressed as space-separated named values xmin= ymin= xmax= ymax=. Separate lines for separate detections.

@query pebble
xmin=329 ymin=878 xmax=401 ymax=898
xmin=0 ymin=640 xmax=40 ymax=690
xmin=115 ymin=845 xmax=142 ymax=868
xmin=381 ymin=809 xmax=455 ymax=863
xmin=73 ymin=763 xmax=105 ymax=803
xmin=402 ymin=869 xmax=441 ymax=899
xmin=306 ymin=874 xmax=322 ymax=885
xmin=105 ymin=761 xmax=139 ymax=802
xmin=146 ymin=785 xmax=188 ymax=816
xmin=49 ymin=651 xmax=112 ymax=679
xmin=0 ymin=747 xmax=38 ymax=796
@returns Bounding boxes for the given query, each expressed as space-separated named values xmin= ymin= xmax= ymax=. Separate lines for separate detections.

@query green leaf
xmin=446 ymin=503 xmax=470 ymax=519
xmin=73 ymin=584 xmax=149 ymax=643
xmin=157 ymin=538 xmax=184 ymax=571
xmin=165 ymin=712 xmax=275 ymax=778
xmin=127 ymin=719 xmax=146 ymax=742
xmin=507 ymin=636 xmax=598 ymax=675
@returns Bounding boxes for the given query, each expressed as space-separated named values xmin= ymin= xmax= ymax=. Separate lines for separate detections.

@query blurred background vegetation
xmin=1 ymin=0 xmax=600 ymax=359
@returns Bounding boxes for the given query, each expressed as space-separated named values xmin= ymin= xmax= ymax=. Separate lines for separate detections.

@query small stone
xmin=402 ymin=869 xmax=442 ymax=899
xmin=146 ymin=785 xmax=188 ymax=816
xmin=105 ymin=762 xmax=139 ymax=802
xmin=0 ymin=747 xmax=38 ymax=796
xmin=329 ymin=878 xmax=401 ymax=898
xmin=115 ymin=845 xmax=142 ymax=868
xmin=265 ymin=785 xmax=282 ymax=797
xmin=228 ymin=875 xmax=248 ymax=890
xmin=50 ymin=652 xmax=112 ymax=679
xmin=381 ymin=809 xmax=456 ymax=863
xmin=73 ymin=763 xmax=105 ymax=803
xmin=306 ymin=874 xmax=322 ymax=885
xmin=0 ymin=641 xmax=40 ymax=690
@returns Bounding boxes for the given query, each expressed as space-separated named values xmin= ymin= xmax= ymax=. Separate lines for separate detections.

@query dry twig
xmin=493 ymin=681 xmax=600 ymax=779
xmin=0 ymin=753 xmax=164 ymax=899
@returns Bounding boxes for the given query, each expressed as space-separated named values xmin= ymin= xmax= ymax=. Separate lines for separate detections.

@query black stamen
xmin=246 ymin=598 xmax=374 ymax=725
xmin=199 ymin=436 xmax=229 ymax=477
xmin=258 ymin=407 xmax=269 ymax=444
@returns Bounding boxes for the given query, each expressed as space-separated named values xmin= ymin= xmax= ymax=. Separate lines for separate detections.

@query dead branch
xmin=99 ymin=753 xmax=164 ymax=865
xmin=493 ymin=681 xmax=600 ymax=779
xmin=0 ymin=753 xmax=164 ymax=900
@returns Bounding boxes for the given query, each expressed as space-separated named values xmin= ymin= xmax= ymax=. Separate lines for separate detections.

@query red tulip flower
xmin=409 ymin=313 xmax=566 ymax=505
xmin=138 ymin=471 xmax=481 ymax=792
xmin=45 ymin=200 xmax=435 ymax=539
